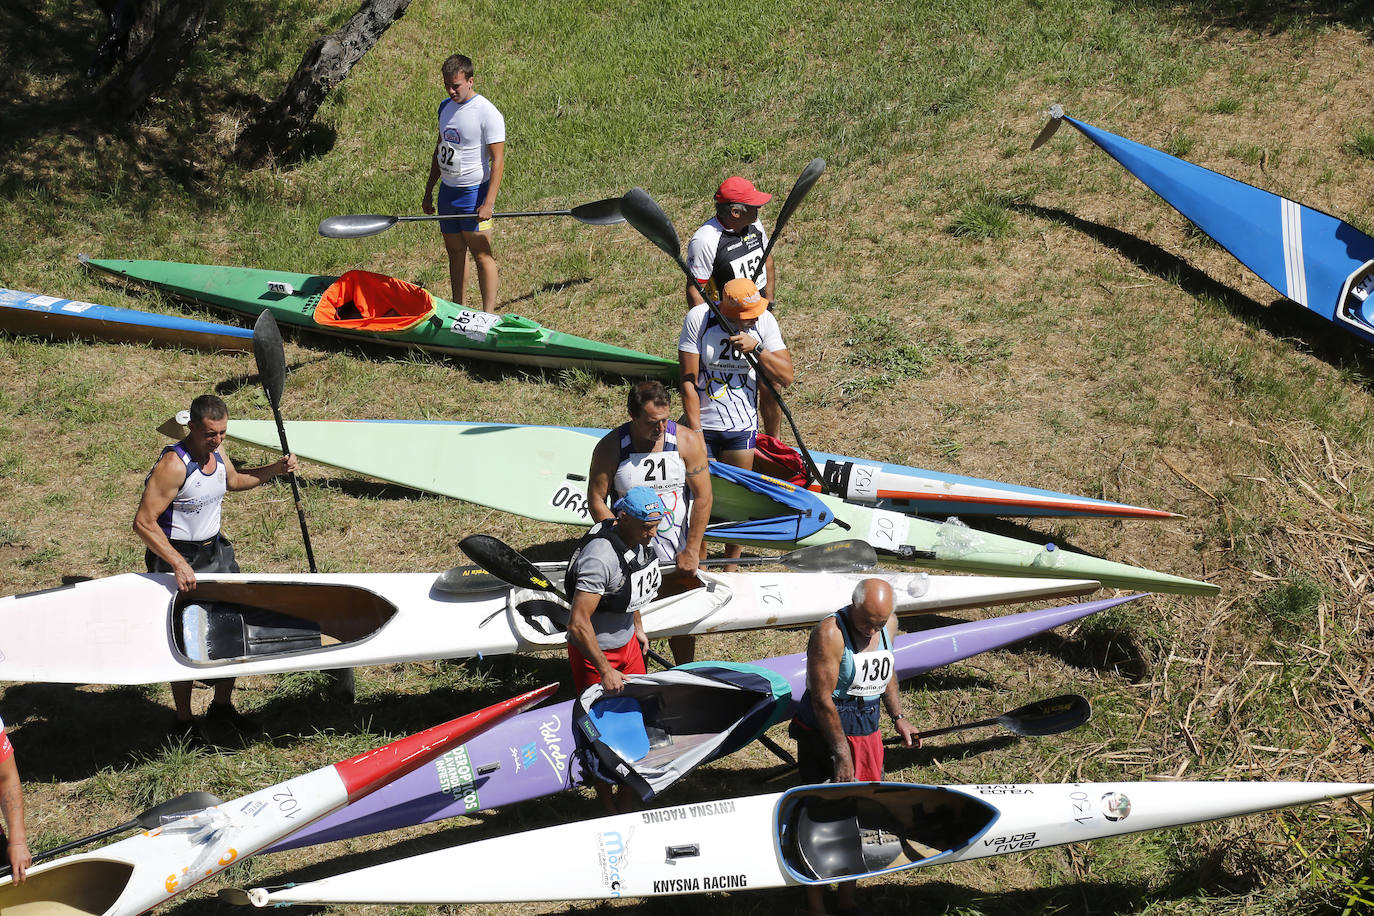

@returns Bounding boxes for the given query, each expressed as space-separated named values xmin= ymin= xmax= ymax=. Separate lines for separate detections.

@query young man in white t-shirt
xmin=422 ymin=53 xmax=506 ymax=313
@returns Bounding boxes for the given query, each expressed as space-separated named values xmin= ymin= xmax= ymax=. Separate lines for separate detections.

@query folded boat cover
xmin=707 ymin=460 xmax=834 ymax=542
xmin=574 ymin=663 xmax=791 ymax=800
xmin=314 ymin=270 xmax=436 ymax=332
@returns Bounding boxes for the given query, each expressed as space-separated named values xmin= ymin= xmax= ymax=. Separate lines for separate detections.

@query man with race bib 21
xmin=587 ymin=381 xmax=712 ymax=664
xmin=422 ymin=53 xmax=505 ymax=313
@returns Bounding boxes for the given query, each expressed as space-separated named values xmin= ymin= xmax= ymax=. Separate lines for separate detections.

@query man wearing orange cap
xmin=678 ymin=277 xmax=794 ymax=564
xmin=686 ymin=177 xmax=782 ymax=438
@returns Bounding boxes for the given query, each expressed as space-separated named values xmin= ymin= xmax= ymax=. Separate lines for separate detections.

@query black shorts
xmin=145 ymin=534 xmax=240 ymax=574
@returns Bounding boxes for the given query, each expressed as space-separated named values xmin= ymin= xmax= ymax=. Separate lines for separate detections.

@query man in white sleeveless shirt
xmin=587 ymin=382 xmax=712 ymax=663
xmin=134 ymin=394 xmax=296 ymax=745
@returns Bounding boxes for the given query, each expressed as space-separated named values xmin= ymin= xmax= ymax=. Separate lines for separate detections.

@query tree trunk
xmin=234 ymin=0 xmax=413 ymax=168
xmin=100 ymin=0 xmax=211 ymax=116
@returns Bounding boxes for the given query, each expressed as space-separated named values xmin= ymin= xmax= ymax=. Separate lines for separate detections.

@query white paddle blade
xmin=318 ymin=215 xmax=399 ymax=239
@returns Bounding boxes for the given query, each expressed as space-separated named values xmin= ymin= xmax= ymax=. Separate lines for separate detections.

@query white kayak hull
xmin=247 ymin=779 xmax=1373 ymax=905
xmin=0 ymin=571 xmax=1099 ymax=685
xmin=0 ymin=685 xmax=555 ymax=916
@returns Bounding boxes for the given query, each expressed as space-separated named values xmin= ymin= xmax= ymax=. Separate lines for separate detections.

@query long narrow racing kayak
xmin=244 ymin=777 xmax=1372 ymax=905
xmin=0 ymin=568 xmax=1098 ymax=685
xmin=1041 ymin=106 xmax=1374 ymax=345
xmin=267 ymin=593 xmax=1140 ymax=852
xmin=82 ymin=257 xmax=678 ymax=376
xmin=218 ymin=418 xmax=1217 ymax=594
xmin=0 ymin=683 xmax=556 ymax=916
xmin=0 ymin=287 xmax=254 ymax=351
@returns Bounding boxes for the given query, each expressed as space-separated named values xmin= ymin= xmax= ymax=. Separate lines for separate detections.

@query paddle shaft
xmin=683 ymin=266 xmax=825 ymax=487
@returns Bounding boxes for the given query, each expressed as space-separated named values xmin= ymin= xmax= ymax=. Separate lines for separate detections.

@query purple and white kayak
xmin=267 ymin=594 xmax=1141 ymax=852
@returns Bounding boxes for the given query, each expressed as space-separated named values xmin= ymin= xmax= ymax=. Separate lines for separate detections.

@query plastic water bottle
xmin=904 ymin=572 xmax=931 ymax=599
xmin=934 ymin=516 xmax=981 ymax=559
xmin=1031 ymin=542 xmax=1064 ymax=568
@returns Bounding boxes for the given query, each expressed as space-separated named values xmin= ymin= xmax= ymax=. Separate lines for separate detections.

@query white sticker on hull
xmin=866 ymin=509 xmax=911 ymax=550
xmin=548 ymin=483 xmax=591 ymax=520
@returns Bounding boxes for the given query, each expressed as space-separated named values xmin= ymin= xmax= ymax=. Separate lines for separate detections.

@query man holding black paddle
xmin=134 ymin=394 xmax=296 ymax=745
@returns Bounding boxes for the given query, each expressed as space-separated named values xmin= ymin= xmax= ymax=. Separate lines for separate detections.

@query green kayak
xmin=82 ymin=258 xmax=677 ymax=378
xmin=220 ymin=418 xmax=1220 ymax=596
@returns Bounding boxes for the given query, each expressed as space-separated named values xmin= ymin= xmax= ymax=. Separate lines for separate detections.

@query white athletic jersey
xmin=678 ymin=305 xmax=786 ymax=433
xmin=610 ymin=421 xmax=689 ymax=562
xmin=436 ymin=94 xmax=505 ymax=188
xmin=686 ymin=218 xmax=769 ymax=298
xmin=150 ymin=443 xmax=226 ymax=542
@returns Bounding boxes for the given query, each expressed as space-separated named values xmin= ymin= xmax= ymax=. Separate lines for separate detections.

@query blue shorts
xmin=702 ymin=428 xmax=756 ymax=458
xmin=438 ymin=182 xmax=492 ymax=234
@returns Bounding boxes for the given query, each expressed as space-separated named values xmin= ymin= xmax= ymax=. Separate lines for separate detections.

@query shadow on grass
xmin=1011 ymin=203 xmax=1374 ymax=386
xmin=1131 ymin=0 xmax=1374 ymax=33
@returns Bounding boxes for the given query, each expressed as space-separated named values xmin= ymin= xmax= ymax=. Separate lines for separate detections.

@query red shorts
xmin=0 ymin=728 xmax=11 ymax=763
xmin=568 ymin=636 xmax=647 ymax=693
xmin=793 ymin=721 xmax=884 ymax=782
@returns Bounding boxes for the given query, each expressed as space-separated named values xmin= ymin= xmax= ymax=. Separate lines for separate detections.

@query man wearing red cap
xmin=687 ymin=176 xmax=782 ymax=439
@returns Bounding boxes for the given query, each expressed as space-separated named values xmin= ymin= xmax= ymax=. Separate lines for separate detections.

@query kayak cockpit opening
xmin=0 ymin=858 xmax=133 ymax=915
xmin=778 ymin=784 xmax=998 ymax=882
xmin=170 ymin=581 xmax=398 ymax=665
xmin=575 ymin=664 xmax=792 ymax=801
xmin=313 ymin=270 xmax=435 ymax=332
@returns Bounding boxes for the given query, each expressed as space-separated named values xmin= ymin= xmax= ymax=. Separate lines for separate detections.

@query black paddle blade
xmin=774 ymin=157 xmax=826 ymax=233
xmin=252 ymin=310 xmax=286 ymax=408
xmin=621 ymin=187 xmax=682 ymax=259
xmin=783 ymin=539 xmax=876 ymax=572
xmin=569 ymin=197 xmax=627 ymax=226
xmin=459 ymin=534 xmax=568 ymax=600
xmin=434 ymin=564 xmax=509 ymax=595
xmin=1030 ymin=104 xmax=1065 ymax=150
xmin=137 ymin=790 xmax=224 ymax=827
xmin=999 ymin=693 xmax=1090 ymax=737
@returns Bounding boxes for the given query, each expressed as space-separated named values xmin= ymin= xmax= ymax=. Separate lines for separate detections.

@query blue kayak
xmin=0 ymin=286 xmax=254 ymax=351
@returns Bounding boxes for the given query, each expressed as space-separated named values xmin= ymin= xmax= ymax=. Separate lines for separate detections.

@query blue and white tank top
xmin=149 ymin=443 xmax=226 ymax=542
xmin=611 ymin=421 xmax=689 ymax=562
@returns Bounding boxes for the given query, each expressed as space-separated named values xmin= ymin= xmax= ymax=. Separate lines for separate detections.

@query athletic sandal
xmin=204 ymin=702 xmax=264 ymax=734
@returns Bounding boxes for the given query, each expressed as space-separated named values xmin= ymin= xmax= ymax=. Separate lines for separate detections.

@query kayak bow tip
xmin=1032 ymin=104 xmax=1066 ymax=150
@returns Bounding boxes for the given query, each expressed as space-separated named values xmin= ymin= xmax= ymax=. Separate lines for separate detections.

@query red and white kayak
xmin=243 ymin=778 xmax=1373 ymax=905
xmin=0 ymin=683 xmax=556 ymax=916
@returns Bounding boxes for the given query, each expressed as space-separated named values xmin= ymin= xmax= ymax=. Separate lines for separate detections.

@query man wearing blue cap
xmin=564 ymin=486 xmax=666 ymax=696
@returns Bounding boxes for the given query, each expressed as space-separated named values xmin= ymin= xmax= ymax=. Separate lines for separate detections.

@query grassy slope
xmin=2 ymin=0 xmax=1374 ymax=913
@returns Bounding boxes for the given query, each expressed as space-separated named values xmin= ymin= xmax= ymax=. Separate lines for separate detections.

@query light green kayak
xmin=83 ymin=258 xmax=676 ymax=378
xmin=221 ymin=419 xmax=1219 ymax=596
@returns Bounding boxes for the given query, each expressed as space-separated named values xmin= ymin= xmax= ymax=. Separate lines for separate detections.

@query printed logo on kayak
xmin=597 ymin=828 xmax=634 ymax=897
xmin=982 ymin=831 xmax=1037 ymax=853
xmin=1100 ymin=791 xmax=1131 ymax=822
xmin=509 ymin=740 xmax=539 ymax=773
xmin=239 ymin=799 xmax=267 ymax=818
xmin=974 ymin=785 xmax=1035 ymax=795
xmin=435 ymin=745 xmax=481 ymax=813
xmin=539 ymin=714 xmax=571 ymax=780
xmin=653 ymin=875 xmax=748 ymax=893
xmin=640 ymin=800 xmax=737 ymax=823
